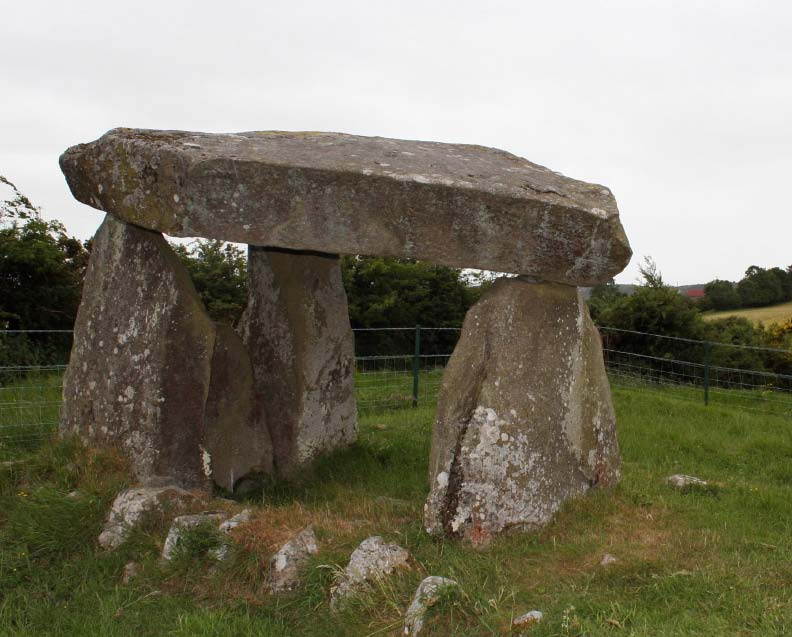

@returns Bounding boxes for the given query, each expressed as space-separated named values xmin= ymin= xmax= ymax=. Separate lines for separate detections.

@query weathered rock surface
xmin=600 ymin=553 xmax=618 ymax=566
xmin=161 ymin=511 xmax=227 ymax=560
xmin=219 ymin=508 xmax=253 ymax=533
xmin=99 ymin=486 xmax=194 ymax=550
xmin=60 ymin=215 xmax=274 ymax=490
xmin=203 ymin=325 xmax=273 ymax=491
xmin=60 ymin=128 xmax=631 ymax=285
xmin=667 ymin=474 xmax=708 ymax=489
xmin=512 ymin=610 xmax=544 ymax=628
xmin=121 ymin=561 xmax=140 ymax=584
xmin=240 ymin=247 xmax=357 ymax=476
xmin=61 ymin=215 xmax=215 ymax=488
xmin=269 ymin=526 xmax=318 ymax=592
xmin=403 ymin=576 xmax=459 ymax=636
xmin=330 ymin=536 xmax=410 ymax=608
xmin=424 ymin=277 xmax=620 ymax=543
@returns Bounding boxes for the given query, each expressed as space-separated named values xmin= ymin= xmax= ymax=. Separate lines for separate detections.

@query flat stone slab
xmin=61 ymin=129 xmax=631 ymax=285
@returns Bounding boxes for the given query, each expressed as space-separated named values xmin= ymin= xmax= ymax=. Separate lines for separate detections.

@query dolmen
xmin=59 ymin=129 xmax=631 ymax=542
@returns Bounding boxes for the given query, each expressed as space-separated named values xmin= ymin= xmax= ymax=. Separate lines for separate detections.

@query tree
xmin=341 ymin=256 xmax=474 ymax=356
xmin=172 ymin=240 xmax=248 ymax=326
xmin=703 ymin=279 xmax=741 ymax=310
xmin=0 ymin=177 xmax=89 ymax=331
xmin=0 ymin=176 xmax=90 ymax=364
xmin=0 ymin=175 xmax=39 ymax=224
xmin=736 ymin=266 xmax=784 ymax=307
xmin=593 ymin=257 xmax=707 ymax=361
xmin=768 ymin=267 xmax=792 ymax=302
xmin=587 ymin=279 xmax=625 ymax=322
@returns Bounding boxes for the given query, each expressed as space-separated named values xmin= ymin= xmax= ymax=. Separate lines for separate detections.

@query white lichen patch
xmin=201 ymin=446 xmax=212 ymax=478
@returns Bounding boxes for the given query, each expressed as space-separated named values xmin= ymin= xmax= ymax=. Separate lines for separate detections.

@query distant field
xmin=703 ymin=300 xmax=792 ymax=325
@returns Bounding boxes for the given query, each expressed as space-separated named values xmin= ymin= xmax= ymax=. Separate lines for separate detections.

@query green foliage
xmin=587 ymin=279 xmax=625 ymax=318
xmin=703 ymin=279 xmax=740 ymax=311
xmin=0 ymin=221 xmax=88 ymax=331
xmin=737 ymin=265 xmax=785 ymax=307
xmin=172 ymin=240 xmax=248 ymax=326
xmin=341 ymin=256 xmax=475 ymax=356
xmin=0 ymin=176 xmax=88 ymax=366
xmin=702 ymin=317 xmax=772 ymax=372
xmin=0 ymin=175 xmax=39 ymax=223
xmin=591 ymin=258 xmax=707 ymax=361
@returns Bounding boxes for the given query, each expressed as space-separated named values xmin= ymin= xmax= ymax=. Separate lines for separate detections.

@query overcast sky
xmin=2 ymin=0 xmax=790 ymax=284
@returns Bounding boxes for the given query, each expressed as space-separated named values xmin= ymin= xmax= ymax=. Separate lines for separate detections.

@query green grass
xmin=703 ymin=300 xmax=792 ymax=325
xmin=1 ymin=388 xmax=792 ymax=635
xmin=0 ymin=371 xmax=63 ymax=461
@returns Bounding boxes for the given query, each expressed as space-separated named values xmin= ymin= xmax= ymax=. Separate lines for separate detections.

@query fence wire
xmin=1 ymin=324 xmax=790 ymax=461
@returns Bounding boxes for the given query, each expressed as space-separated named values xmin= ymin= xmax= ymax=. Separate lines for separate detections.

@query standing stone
xmin=240 ymin=247 xmax=357 ymax=477
xmin=60 ymin=215 xmax=216 ymax=488
xmin=61 ymin=215 xmax=274 ymax=490
xmin=203 ymin=325 xmax=273 ymax=491
xmin=424 ymin=277 xmax=620 ymax=544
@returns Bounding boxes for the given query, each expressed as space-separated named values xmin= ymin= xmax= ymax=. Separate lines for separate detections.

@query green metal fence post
xmin=703 ymin=341 xmax=711 ymax=405
xmin=412 ymin=324 xmax=421 ymax=408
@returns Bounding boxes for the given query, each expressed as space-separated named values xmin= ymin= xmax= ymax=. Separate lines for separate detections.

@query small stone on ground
xmin=600 ymin=553 xmax=618 ymax=566
xmin=219 ymin=509 xmax=252 ymax=533
xmin=269 ymin=526 xmax=318 ymax=592
xmin=667 ymin=474 xmax=708 ymax=489
xmin=99 ymin=486 xmax=194 ymax=550
xmin=330 ymin=536 xmax=410 ymax=608
xmin=161 ymin=511 xmax=227 ymax=560
xmin=512 ymin=610 xmax=544 ymax=628
xmin=121 ymin=561 xmax=139 ymax=584
xmin=403 ymin=576 xmax=459 ymax=635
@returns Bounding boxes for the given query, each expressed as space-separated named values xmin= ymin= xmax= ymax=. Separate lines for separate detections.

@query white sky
xmin=1 ymin=0 xmax=790 ymax=284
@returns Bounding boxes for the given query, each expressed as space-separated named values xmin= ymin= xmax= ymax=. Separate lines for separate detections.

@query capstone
xmin=60 ymin=128 xmax=631 ymax=285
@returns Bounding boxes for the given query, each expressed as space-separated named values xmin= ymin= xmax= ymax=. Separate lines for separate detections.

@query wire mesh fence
xmin=1 ymin=323 xmax=790 ymax=461
xmin=0 ymin=330 xmax=72 ymax=461
xmin=600 ymin=327 xmax=792 ymax=417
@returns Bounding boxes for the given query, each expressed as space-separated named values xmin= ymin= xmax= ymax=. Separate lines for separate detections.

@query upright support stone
xmin=203 ymin=324 xmax=274 ymax=491
xmin=60 ymin=215 xmax=273 ymax=490
xmin=424 ymin=277 xmax=620 ymax=544
xmin=240 ymin=247 xmax=357 ymax=477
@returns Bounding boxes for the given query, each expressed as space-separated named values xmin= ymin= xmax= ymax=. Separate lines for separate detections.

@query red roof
xmin=685 ymin=289 xmax=705 ymax=298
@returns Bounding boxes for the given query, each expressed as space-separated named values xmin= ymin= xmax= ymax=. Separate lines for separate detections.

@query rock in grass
xmin=121 ymin=561 xmax=140 ymax=584
xmin=206 ymin=509 xmax=254 ymax=561
xmin=667 ymin=474 xmax=708 ymax=489
xmin=512 ymin=610 xmax=544 ymax=628
xmin=99 ymin=486 xmax=195 ymax=550
xmin=60 ymin=128 xmax=631 ymax=286
xmin=161 ymin=511 xmax=227 ymax=560
xmin=403 ymin=576 xmax=459 ymax=636
xmin=600 ymin=553 xmax=618 ymax=566
xmin=330 ymin=536 xmax=410 ymax=608
xmin=219 ymin=508 xmax=253 ymax=533
xmin=269 ymin=526 xmax=318 ymax=592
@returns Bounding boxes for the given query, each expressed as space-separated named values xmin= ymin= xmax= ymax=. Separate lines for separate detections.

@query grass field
xmin=703 ymin=300 xmax=792 ymax=325
xmin=1 ymin=386 xmax=791 ymax=636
